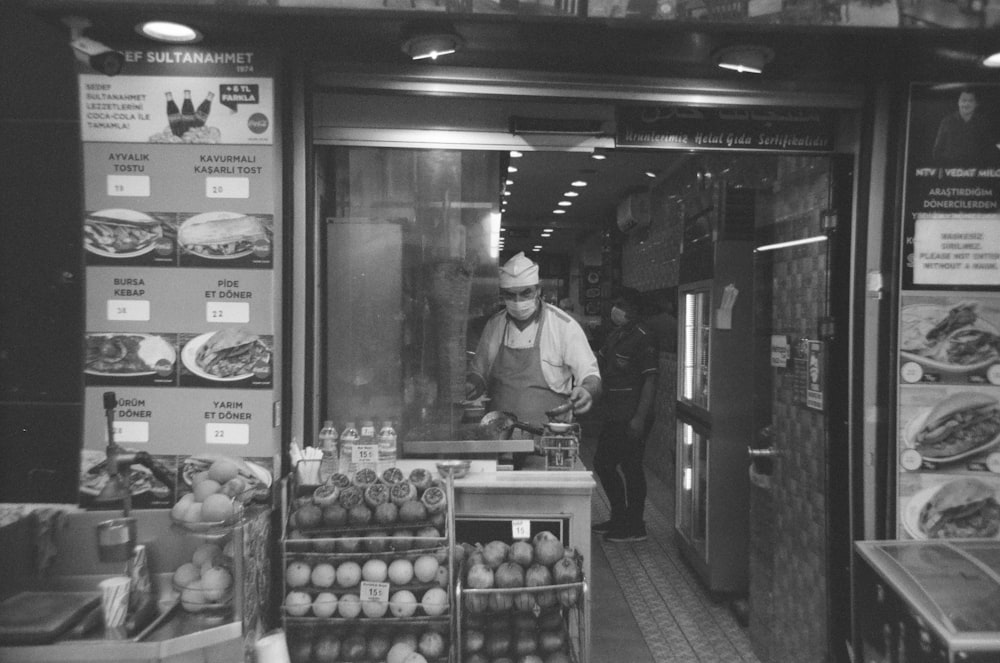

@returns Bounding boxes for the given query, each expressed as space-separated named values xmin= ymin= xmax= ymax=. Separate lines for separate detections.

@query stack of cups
xmin=98 ymin=576 xmax=131 ymax=628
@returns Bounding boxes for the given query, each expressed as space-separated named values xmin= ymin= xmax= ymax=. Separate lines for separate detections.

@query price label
xmin=109 ymin=421 xmax=149 ymax=444
xmin=205 ymin=423 xmax=250 ymax=445
xmin=206 ymin=301 xmax=250 ymax=324
xmin=352 ymin=444 xmax=378 ymax=464
xmin=107 ymin=175 xmax=150 ymax=197
xmin=107 ymin=299 xmax=150 ymax=321
xmin=511 ymin=519 xmax=531 ymax=540
xmin=206 ymin=177 xmax=250 ymax=199
xmin=360 ymin=581 xmax=389 ymax=603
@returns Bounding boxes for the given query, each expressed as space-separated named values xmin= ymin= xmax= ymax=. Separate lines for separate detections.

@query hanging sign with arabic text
xmin=617 ymin=106 xmax=836 ymax=152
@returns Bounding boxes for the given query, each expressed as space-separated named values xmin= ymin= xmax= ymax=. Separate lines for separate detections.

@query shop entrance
xmin=304 ymin=82 xmax=862 ymax=662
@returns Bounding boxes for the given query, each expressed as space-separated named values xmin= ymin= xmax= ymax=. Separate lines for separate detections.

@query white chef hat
xmin=499 ymin=252 xmax=539 ymax=289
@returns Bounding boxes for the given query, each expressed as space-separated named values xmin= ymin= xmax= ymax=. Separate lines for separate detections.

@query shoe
xmin=591 ymin=520 xmax=616 ymax=533
xmin=604 ymin=524 xmax=647 ymax=542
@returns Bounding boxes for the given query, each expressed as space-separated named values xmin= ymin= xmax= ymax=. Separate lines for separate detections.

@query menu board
xmin=896 ymin=83 xmax=1000 ymax=540
xmin=76 ymin=46 xmax=280 ymax=504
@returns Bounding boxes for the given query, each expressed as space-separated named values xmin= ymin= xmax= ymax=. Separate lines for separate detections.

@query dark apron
xmin=488 ymin=306 xmax=566 ymax=430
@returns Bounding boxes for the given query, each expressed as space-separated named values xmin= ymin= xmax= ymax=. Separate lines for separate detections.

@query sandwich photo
xmin=901 ymin=301 xmax=1000 ymax=370
xmin=84 ymin=209 xmax=162 ymax=257
xmin=911 ymin=391 xmax=1000 ymax=463
xmin=917 ymin=477 xmax=1000 ymax=539
xmin=178 ymin=211 xmax=269 ymax=259
xmin=182 ymin=328 xmax=271 ymax=380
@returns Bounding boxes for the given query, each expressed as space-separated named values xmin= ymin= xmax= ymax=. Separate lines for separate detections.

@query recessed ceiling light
xmin=541 ymin=232 xmax=551 ymax=238
xmin=983 ymin=52 xmax=1000 ymax=67
xmin=558 ymin=201 xmax=572 ymax=207
xmin=503 ymin=190 xmax=511 ymax=197
xmin=543 ymin=228 xmax=553 ymax=233
xmin=505 ymin=179 xmax=514 ymax=186
xmin=400 ymin=20 xmax=464 ymax=60
xmin=508 ymin=166 xmax=518 ymax=173
xmin=571 ymin=180 xmax=588 ymax=187
xmin=510 ymin=151 xmax=523 ymax=158
xmin=645 ymin=170 xmax=659 ymax=178
xmin=591 ymin=153 xmax=607 ymax=160
xmin=564 ymin=191 xmax=578 ymax=197
xmin=137 ymin=20 xmax=201 ymax=43
xmin=553 ymin=209 xmax=566 ymax=214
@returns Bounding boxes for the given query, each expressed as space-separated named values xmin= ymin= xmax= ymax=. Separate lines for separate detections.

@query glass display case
xmin=675 ymin=238 xmax=754 ymax=594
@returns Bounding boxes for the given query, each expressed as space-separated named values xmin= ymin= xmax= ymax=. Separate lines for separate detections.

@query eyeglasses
xmin=500 ymin=287 xmax=538 ymax=301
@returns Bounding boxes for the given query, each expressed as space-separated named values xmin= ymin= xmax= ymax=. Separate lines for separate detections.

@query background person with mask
xmin=465 ymin=252 xmax=601 ymax=432
xmin=593 ymin=287 xmax=659 ymax=542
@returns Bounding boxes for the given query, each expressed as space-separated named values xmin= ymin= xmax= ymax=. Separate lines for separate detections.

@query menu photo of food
xmin=899 ymin=294 xmax=1000 ymax=385
xmin=178 ymin=327 xmax=273 ymax=388
xmin=176 ymin=211 xmax=273 ymax=268
xmin=899 ymin=472 xmax=1000 ymax=541
xmin=79 ymin=448 xmax=177 ymax=510
xmin=83 ymin=209 xmax=177 ymax=266
xmin=898 ymin=386 xmax=1000 ymax=472
xmin=85 ymin=332 xmax=179 ymax=386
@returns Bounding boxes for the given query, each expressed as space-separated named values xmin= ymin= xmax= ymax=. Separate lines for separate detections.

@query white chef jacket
xmin=469 ymin=302 xmax=600 ymax=397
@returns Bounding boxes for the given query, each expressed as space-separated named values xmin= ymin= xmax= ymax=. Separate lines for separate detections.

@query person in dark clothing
xmin=932 ymin=88 xmax=997 ymax=166
xmin=592 ymin=287 xmax=659 ymax=542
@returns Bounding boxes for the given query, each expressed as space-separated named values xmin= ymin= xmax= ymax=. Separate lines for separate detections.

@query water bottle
xmin=378 ymin=420 xmax=398 ymax=469
xmin=338 ymin=421 xmax=359 ymax=475
xmin=318 ymin=420 xmax=338 ymax=482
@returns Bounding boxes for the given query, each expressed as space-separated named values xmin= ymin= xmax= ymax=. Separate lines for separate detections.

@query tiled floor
xmin=580 ymin=434 xmax=762 ymax=663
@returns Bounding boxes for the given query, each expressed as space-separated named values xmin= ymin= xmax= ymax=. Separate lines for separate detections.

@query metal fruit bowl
xmin=436 ymin=460 xmax=470 ymax=480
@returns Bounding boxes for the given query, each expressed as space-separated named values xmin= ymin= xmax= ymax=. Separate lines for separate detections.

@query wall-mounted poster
xmin=902 ymin=83 xmax=1000 ymax=290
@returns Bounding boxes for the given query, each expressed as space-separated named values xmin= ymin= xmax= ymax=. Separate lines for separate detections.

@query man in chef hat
xmin=466 ymin=252 xmax=601 ymax=430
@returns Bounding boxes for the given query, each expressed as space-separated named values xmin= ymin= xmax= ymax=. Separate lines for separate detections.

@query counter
xmin=0 ymin=507 xmax=271 ymax=663
xmin=391 ymin=458 xmax=595 ymax=580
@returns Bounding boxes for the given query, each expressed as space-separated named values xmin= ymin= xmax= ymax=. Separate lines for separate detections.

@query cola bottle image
xmin=165 ymin=92 xmax=183 ymax=137
xmin=180 ymin=90 xmax=196 ymax=134
xmin=193 ymin=92 xmax=214 ymax=127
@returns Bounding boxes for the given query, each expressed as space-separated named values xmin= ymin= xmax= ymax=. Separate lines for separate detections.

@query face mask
xmin=610 ymin=306 xmax=628 ymax=327
xmin=506 ymin=298 xmax=537 ymax=321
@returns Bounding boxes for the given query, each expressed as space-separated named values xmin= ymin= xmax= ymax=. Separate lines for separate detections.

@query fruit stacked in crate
xmin=459 ymin=532 xmax=584 ymax=663
xmin=282 ymin=466 xmax=454 ymax=663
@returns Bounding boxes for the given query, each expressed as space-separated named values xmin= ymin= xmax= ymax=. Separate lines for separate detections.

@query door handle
xmin=747 ymin=446 xmax=780 ymax=458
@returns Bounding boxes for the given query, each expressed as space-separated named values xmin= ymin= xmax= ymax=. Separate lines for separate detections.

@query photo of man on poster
xmin=931 ymin=87 xmax=999 ymax=166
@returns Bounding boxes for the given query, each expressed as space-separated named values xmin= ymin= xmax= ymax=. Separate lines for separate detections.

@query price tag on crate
xmin=360 ymin=581 xmax=389 ymax=603
xmin=512 ymin=519 xmax=531 ymax=540
xmin=352 ymin=444 xmax=378 ymax=465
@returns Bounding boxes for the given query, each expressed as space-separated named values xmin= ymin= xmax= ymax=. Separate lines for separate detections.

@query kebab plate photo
xmin=901 ymin=301 xmax=1000 ymax=371
xmin=85 ymin=333 xmax=176 ymax=376
xmin=178 ymin=211 xmax=270 ymax=259
xmin=917 ymin=477 xmax=1000 ymax=539
xmin=181 ymin=328 xmax=271 ymax=381
xmin=908 ymin=391 xmax=1000 ymax=464
xmin=84 ymin=208 xmax=163 ymax=257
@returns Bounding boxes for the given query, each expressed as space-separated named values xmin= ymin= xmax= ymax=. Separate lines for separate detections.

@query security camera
xmin=70 ymin=36 xmax=125 ymax=77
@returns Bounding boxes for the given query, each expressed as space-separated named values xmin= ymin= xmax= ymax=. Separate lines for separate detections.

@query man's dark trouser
xmin=594 ymin=419 xmax=648 ymax=528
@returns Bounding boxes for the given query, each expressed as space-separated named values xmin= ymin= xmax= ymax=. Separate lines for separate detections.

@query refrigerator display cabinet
xmin=675 ymin=238 xmax=755 ymax=594
xmin=855 ymin=539 xmax=1000 ymax=662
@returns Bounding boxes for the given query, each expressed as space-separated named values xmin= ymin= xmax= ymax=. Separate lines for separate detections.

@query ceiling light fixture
xmin=571 ymin=180 xmax=588 ymax=187
xmin=645 ymin=170 xmax=659 ymax=179
xmin=137 ymin=20 xmax=202 ymax=43
xmin=508 ymin=166 xmax=518 ymax=173
xmin=564 ymin=191 xmax=578 ymax=197
xmin=712 ymin=45 xmax=774 ymax=74
xmin=553 ymin=209 xmax=566 ymax=215
xmin=558 ymin=201 xmax=572 ymax=207
xmin=400 ymin=20 xmax=464 ymax=61
xmin=510 ymin=151 xmax=523 ymax=158
xmin=983 ymin=51 xmax=1000 ymax=67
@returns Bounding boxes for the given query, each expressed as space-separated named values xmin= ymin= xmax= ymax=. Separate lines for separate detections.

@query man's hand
xmin=568 ymin=385 xmax=594 ymax=414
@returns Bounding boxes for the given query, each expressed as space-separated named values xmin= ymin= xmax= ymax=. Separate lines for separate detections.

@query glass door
xmin=679 ymin=281 xmax=712 ymax=415
xmin=677 ymin=417 xmax=709 ymax=557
